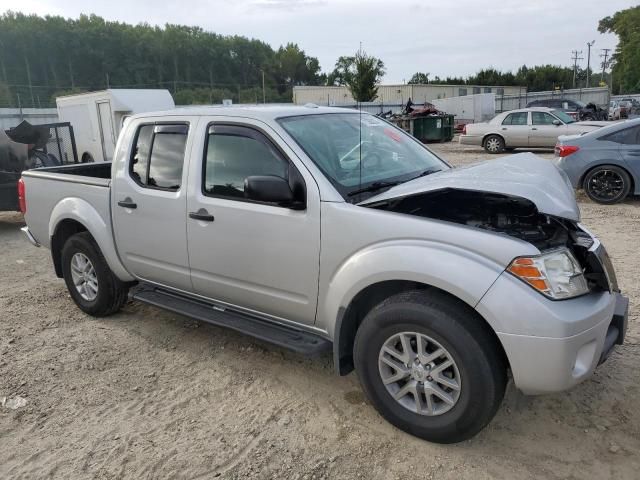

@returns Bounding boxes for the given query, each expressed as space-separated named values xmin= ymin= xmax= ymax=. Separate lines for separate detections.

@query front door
xmin=112 ymin=118 xmax=196 ymax=291
xmin=186 ymin=121 xmax=321 ymax=325
xmin=97 ymin=101 xmax=115 ymax=162
xmin=529 ymin=111 xmax=566 ymax=147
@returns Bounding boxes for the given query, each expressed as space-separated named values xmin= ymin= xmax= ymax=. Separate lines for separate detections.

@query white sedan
xmin=460 ymin=107 xmax=607 ymax=153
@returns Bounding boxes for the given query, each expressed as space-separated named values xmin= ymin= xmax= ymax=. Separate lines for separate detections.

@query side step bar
xmin=130 ymin=284 xmax=331 ymax=356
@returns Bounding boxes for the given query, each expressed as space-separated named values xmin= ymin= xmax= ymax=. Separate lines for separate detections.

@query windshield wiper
xmin=404 ymin=167 xmax=442 ymax=182
xmin=347 ymin=181 xmax=402 ymax=197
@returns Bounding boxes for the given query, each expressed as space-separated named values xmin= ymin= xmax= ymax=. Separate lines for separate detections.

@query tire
xmin=483 ymin=135 xmax=505 ymax=154
xmin=354 ymin=290 xmax=507 ymax=444
xmin=61 ymin=232 xmax=129 ymax=316
xmin=583 ymin=165 xmax=631 ymax=204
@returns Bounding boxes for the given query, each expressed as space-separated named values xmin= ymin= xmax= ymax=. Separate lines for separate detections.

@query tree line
xmin=0 ymin=6 xmax=637 ymax=108
xmin=0 ymin=11 xmax=325 ymax=108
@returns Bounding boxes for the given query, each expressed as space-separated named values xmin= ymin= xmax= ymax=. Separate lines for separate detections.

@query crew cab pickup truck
xmin=20 ymin=106 xmax=628 ymax=443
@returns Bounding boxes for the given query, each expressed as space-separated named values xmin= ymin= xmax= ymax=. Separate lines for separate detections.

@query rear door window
xmin=502 ymin=112 xmax=528 ymax=125
xmin=601 ymin=126 xmax=640 ymax=145
xmin=130 ymin=124 xmax=188 ymax=191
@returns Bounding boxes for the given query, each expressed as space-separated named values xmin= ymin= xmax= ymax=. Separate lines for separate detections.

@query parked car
xmin=555 ymin=118 xmax=640 ymax=204
xmin=618 ymin=100 xmax=633 ymax=119
xmin=460 ymin=107 xmax=607 ymax=153
xmin=526 ymin=98 xmax=607 ymax=121
xmin=608 ymin=100 xmax=623 ymax=120
xmin=20 ymin=106 xmax=627 ymax=443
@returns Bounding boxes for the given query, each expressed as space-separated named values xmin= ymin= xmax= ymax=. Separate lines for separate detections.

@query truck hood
xmin=360 ymin=152 xmax=580 ymax=221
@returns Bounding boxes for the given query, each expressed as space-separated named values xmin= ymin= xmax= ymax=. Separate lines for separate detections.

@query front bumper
xmin=490 ymin=291 xmax=628 ymax=395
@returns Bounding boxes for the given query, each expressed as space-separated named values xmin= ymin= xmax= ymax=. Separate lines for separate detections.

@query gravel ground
xmin=1 ymin=140 xmax=639 ymax=479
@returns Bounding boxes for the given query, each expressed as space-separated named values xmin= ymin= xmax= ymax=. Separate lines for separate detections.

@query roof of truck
xmin=130 ymin=104 xmax=359 ymax=121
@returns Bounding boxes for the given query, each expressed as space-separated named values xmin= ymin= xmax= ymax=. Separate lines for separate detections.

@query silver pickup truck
xmin=20 ymin=106 xmax=628 ymax=443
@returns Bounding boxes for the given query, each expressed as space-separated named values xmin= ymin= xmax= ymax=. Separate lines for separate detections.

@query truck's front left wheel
xmin=61 ymin=232 xmax=129 ymax=316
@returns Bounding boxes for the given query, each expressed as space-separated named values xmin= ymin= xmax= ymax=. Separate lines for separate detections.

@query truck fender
xmin=49 ymin=197 xmax=135 ymax=282
xmin=319 ymin=240 xmax=505 ymax=374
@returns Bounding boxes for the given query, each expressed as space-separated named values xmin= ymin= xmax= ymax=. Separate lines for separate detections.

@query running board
xmin=130 ymin=284 xmax=331 ymax=356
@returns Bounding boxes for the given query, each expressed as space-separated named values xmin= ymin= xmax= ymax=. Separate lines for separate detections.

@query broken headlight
xmin=507 ymin=248 xmax=589 ymax=299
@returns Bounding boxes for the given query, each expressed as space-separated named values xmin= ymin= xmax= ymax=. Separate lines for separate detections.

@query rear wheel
xmin=484 ymin=135 xmax=505 ymax=154
xmin=61 ymin=232 xmax=129 ymax=316
xmin=583 ymin=165 xmax=631 ymax=204
xmin=354 ymin=290 xmax=507 ymax=443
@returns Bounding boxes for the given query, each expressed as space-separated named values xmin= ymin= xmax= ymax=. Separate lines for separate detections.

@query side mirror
xmin=245 ymin=175 xmax=298 ymax=207
xmin=552 ymin=119 xmax=562 ymax=126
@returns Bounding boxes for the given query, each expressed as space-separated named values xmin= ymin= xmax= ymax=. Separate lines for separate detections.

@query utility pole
xmin=571 ymin=50 xmax=583 ymax=89
xmin=586 ymin=40 xmax=595 ymax=88
xmin=600 ymin=48 xmax=611 ymax=83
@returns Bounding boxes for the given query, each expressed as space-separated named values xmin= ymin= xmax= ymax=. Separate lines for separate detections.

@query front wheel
xmin=583 ymin=165 xmax=631 ymax=204
xmin=61 ymin=232 xmax=129 ymax=316
xmin=354 ymin=290 xmax=507 ymax=443
xmin=484 ymin=135 xmax=505 ymax=154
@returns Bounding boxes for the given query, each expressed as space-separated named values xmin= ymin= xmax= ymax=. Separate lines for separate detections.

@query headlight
xmin=507 ymin=249 xmax=589 ymax=299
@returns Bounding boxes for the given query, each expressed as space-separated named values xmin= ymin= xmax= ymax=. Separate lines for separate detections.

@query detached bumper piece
xmin=21 ymin=226 xmax=40 ymax=247
xmin=598 ymin=293 xmax=628 ymax=365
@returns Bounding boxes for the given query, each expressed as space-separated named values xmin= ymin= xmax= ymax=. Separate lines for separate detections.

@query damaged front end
xmin=364 ymin=188 xmax=616 ymax=296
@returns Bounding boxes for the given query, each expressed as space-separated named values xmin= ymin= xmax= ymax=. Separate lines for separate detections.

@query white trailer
xmin=56 ymin=89 xmax=174 ymax=162
xmin=431 ymin=93 xmax=496 ymax=125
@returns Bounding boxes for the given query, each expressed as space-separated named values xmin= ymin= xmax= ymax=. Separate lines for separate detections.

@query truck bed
xmin=21 ymin=162 xmax=113 ymax=250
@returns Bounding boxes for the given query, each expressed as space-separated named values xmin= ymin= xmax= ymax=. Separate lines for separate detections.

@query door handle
xmin=117 ymin=198 xmax=137 ymax=209
xmin=189 ymin=209 xmax=215 ymax=222
xmin=531 ymin=128 xmax=538 ymax=130
xmin=501 ymin=127 xmax=507 ymax=130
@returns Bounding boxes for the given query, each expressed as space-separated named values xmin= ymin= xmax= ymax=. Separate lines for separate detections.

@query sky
xmin=0 ymin=0 xmax=636 ymax=83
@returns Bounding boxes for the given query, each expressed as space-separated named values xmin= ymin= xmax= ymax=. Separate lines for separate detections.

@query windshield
xmin=573 ymin=100 xmax=587 ymax=108
xmin=278 ymin=113 xmax=448 ymax=201
xmin=551 ymin=109 xmax=576 ymax=124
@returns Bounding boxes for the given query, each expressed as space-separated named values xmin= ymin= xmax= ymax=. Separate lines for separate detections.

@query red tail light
xmin=555 ymin=144 xmax=580 ymax=158
xmin=17 ymin=178 xmax=26 ymax=214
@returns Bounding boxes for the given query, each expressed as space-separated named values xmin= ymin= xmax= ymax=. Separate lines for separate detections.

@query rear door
xmin=529 ymin=111 xmax=566 ymax=147
xmin=112 ymin=117 xmax=196 ymax=291
xmin=607 ymin=125 xmax=640 ymax=182
xmin=499 ymin=111 xmax=530 ymax=147
xmin=185 ymin=119 xmax=321 ymax=325
xmin=97 ymin=101 xmax=116 ymax=162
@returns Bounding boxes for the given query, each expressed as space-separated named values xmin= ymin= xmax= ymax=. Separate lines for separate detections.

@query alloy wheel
xmin=70 ymin=252 xmax=99 ymax=301
xmin=378 ymin=331 xmax=461 ymax=416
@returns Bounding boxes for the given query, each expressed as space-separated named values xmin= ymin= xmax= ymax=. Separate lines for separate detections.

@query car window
xmin=532 ymin=112 xmax=557 ymax=125
xmin=600 ymin=125 xmax=640 ymax=145
xmin=130 ymin=124 xmax=188 ymax=190
xmin=502 ymin=112 xmax=528 ymax=125
xmin=204 ymin=125 xmax=288 ymax=200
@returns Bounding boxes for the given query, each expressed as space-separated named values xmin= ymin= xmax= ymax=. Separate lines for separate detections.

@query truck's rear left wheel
xmin=61 ymin=232 xmax=129 ymax=316
xmin=354 ymin=290 xmax=507 ymax=443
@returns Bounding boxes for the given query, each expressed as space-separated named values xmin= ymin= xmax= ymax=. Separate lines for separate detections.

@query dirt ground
xmin=1 ymin=141 xmax=639 ymax=479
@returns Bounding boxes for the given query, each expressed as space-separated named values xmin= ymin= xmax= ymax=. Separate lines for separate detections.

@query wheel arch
xmin=49 ymin=198 xmax=134 ymax=281
xmin=333 ymin=280 xmax=509 ymax=376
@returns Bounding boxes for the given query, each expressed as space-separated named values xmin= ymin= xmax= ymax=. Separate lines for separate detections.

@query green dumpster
xmin=411 ymin=115 xmax=455 ymax=143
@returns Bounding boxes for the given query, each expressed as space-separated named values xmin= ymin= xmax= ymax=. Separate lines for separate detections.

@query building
xmin=293 ymin=84 xmax=525 ymax=106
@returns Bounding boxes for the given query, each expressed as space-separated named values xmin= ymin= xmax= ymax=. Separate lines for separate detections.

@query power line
xmin=571 ymin=50 xmax=583 ymax=89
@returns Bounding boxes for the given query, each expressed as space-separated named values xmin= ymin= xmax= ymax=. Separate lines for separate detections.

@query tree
xmin=599 ymin=6 xmax=640 ymax=93
xmin=327 ymin=50 xmax=384 ymax=101
xmin=408 ymin=72 xmax=429 ymax=84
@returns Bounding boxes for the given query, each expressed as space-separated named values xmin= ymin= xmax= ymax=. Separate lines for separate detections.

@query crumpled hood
xmin=361 ymin=152 xmax=580 ymax=221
